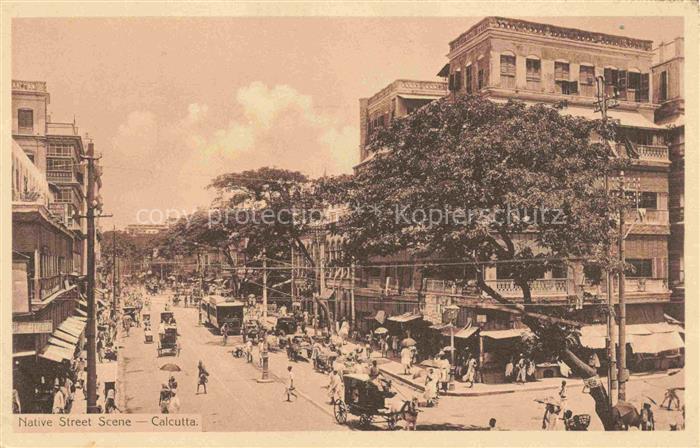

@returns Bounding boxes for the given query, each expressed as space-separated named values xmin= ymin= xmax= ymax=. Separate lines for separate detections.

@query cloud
xmin=199 ymin=82 xmax=358 ymax=176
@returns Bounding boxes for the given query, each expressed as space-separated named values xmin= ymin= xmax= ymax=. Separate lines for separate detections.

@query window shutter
xmin=448 ymin=74 xmax=455 ymax=91
xmin=640 ymin=73 xmax=649 ymax=102
xmin=617 ymin=70 xmax=627 ymax=89
xmin=455 ymin=71 xmax=462 ymax=90
xmin=569 ymin=81 xmax=578 ymax=95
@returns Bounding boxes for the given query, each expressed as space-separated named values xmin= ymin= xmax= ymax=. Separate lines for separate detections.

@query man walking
xmin=285 ymin=366 xmax=297 ymax=402
xmin=221 ymin=323 xmax=229 ymax=346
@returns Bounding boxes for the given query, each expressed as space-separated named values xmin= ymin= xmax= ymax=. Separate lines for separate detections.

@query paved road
xmin=120 ymin=291 xmax=684 ymax=431
xmin=120 ymin=291 xmax=345 ymax=431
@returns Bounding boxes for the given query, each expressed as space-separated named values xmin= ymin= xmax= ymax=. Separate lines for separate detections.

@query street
xmin=119 ymin=291 xmax=684 ymax=432
xmin=120 ymin=292 xmax=344 ymax=431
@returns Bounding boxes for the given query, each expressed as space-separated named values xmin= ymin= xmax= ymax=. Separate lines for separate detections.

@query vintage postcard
xmin=1 ymin=1 xmax=698 ymax=447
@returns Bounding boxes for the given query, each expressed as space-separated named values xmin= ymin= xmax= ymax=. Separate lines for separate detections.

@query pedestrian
xmin=400 ymin=346 xmax=412 ymax=375
xmin=526 ymin=358 xmax=536 ymax=382
xmin=197 ymin=361 xmax=209 ymax=394
xmin=328 ymin=369 xmax=342 ymax=405
xmin=221 ymin=323 xmax=229 ymax=345
xmin=365 ymin=342 xmax=372 ymax=361
xmin=423 ymin=369 xmax=439 ymax=407
xmin=159 ymin=384 xmax=171 ymax=413
xmin=105 ymin=388 xmax=119 ymax=413
xmin=661 ymin=388 xmax=681 ymax=410
xmin=516 ymin=354 xmax=527 ymax=384
xmin=640 ymin=402 xmax=655 ymax=431
xmin=542 ymin=402 xmax=560 ymax=430
xmin=505 ymin=357 xmax=514 ymax=382
xmin=488 ymin=418 xmax=500 ymax=431
xmin=52 ymin=385 xmax=65 ymax=414
xmin=168 ymin=391 xmax=181 ymax=413
xmin=285 ymin=366 xmax=297 ymax=402
xmin=463 ymin=354 xmax=477 ymax=387
xmin=246 ymin=339 xmax=253 ymax=363
xmin=380 ymin=337 xmax=388 ymax=358
xmin=96 ymin=337 xmax=104 ymax=363
xmin=558 ymin=380 xmax=568 ymax=411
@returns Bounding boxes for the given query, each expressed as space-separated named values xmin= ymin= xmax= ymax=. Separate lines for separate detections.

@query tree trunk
xmin=560 ymin=348 xmax=615 ymax=430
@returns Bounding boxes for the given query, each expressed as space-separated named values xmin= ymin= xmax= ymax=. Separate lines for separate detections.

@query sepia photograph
xmin=3 ymin=2 xmax=697 ymax=445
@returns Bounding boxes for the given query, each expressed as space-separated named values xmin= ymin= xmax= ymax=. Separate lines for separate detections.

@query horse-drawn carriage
xmin=333 ymin=373 xmax=403 ymax=429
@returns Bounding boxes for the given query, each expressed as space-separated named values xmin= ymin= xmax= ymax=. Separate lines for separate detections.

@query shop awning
xmin=54 ymin=330 xmax=79 ymax=345
xmin=454 ymin=326 xmax=479 ymax=339
xmin=13 ymin=350 xmax=37 ymax=358
xmin=579 ymin=324 xmax=611 ymax=349
xmin=388 ymin=312 xmax=422 ymax=323
xmin=58 ymin=317 xmax=86 ymax=337
xmin=76 ymin=308 xmax=87 ymax=317
xmin=629 ymin=331 xmax=684 ymax=354
xmin=481 ymin=328 xmax=530 ymax=340
xmin=39 ymin=343 xmax=75 ymax=363
xmin=48 ymin=337 xmax=75 ymax=350
xmin=78 ymin=298 xmax=88 ymax=308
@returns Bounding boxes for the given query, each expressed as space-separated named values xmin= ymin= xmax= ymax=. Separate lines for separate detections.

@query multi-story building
xmin=441 ymin=17 xmax=673 ymax=326
xmin=319 ymin=18 xmax=683 ymax=379
xmin=357 ymin=79 xmax=448 ymax=168
xmin=652 ymin=37 xmax=684 ymax=319
xmin=11 ymin=80 xmax=96 ymax=412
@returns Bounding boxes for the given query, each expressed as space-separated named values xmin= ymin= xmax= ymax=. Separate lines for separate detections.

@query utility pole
xmin=112 ymin=225 xmax=117 ymax=310
xmin=617 ymin=172 xmax=628 ymax=401
xmin=595 ymin=75 xmax=618 ymax=406
xmin=350 ymin=260 xmax=356 ymax=329
xmin=84 ymin=142 xmax=99 ymax=413
xmin=290 ymin=244 xmax=295 ymax=306
xmin=262 ymin=250 xmax=268 ymax=319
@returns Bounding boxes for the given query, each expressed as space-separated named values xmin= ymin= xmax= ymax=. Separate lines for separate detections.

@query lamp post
xmin=444 ymin=303 xmax=460 ymax=390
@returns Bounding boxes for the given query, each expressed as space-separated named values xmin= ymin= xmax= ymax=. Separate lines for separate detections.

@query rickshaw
xmin=160 ymin=311 xmax=176 ymax=327
xmin=333 ymin=373 xmax=402 ymax=429
xmin=242 ymin=320 xmax=261 ymax=343
xmin=157 ymin=327 xmax=180 ymax=357
xmin=143 ymin=312 xmax=153 ymax=343
xmin=315 ymin=348 xmax=338 ymax=374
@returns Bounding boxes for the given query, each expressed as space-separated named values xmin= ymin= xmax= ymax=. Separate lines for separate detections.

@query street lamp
xmin=444 ymin=303 xmax=460 ymax=389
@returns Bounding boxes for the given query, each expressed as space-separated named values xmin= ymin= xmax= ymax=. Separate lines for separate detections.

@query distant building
xmin=124 ymin=223 xmax=169 ymax=236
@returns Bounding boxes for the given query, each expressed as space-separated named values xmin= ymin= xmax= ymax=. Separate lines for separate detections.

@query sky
xmin=12 ymin=16 xmax=683 ymax=228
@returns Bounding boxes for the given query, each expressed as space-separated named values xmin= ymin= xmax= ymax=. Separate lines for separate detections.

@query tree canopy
xmin=337 ymin=95 xmax=628 ymax=428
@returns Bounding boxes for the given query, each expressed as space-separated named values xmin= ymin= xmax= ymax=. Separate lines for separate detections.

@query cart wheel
xmin=333 ymin=401 xmax=347 ymax=424
xmin=359 ymin=414 xmax=373 ymax=428
xmin=387 ymin=414 xmax=397 ymax=430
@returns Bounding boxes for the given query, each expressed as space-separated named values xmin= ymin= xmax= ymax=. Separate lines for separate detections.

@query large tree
xmin=339 ymin=95 xmax=628 ymax=429
xmin=205 ymin=167 xmax=342 ymax=327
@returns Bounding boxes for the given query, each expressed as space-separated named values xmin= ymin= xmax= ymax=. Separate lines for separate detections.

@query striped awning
xmin=40 ymin=344 xmax=74 ymax=363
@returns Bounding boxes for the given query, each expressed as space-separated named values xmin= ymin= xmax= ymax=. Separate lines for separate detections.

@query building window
xmin=18 ymin=109 xmax=33 ymax=133
xmin=626 ymin=259 xmax=653 ymax=278
xmin=638 ymin=192 xmax=658 ymax=210
xmin=465 ymin=65 xmax=473 ymax=94
xmin=477 ymin=68 xmax=485 ymax=90
xmin=555 ymin=62 xmax=577 ymax=95
xmin=500 ymin=54 xmax=516 ymax=89
xmin=526 ymin=58 xmax=541 ymax=80
xmin=659 ymin=71 xmax=668 ymax=101
xmin=454 ymin=69 xmax=462 ymax=91
xmin=554 ymin=62 xmax=570 ymax=81
xmin=579 ymin=65 xmax=596 ymax=96
xmin=47 ymin=159 xmax=72 ymax=171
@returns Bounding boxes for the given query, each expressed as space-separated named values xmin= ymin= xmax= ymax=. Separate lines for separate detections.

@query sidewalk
xmin=377 ymin=358 xmax=673 ymax=397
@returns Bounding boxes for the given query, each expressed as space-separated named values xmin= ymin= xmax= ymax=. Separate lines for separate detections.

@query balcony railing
xmin=625 ymin=209 xmax=669 ymax=226
xmin=39 ymin=275 xmax=63 ymax=300
xmin=46 ymin=170 xmax=76 ymax=183
xmin=584 ymin=277 xmax=669 ymax=296
xmin=484 ymin=278 xmax=571 ymax=298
